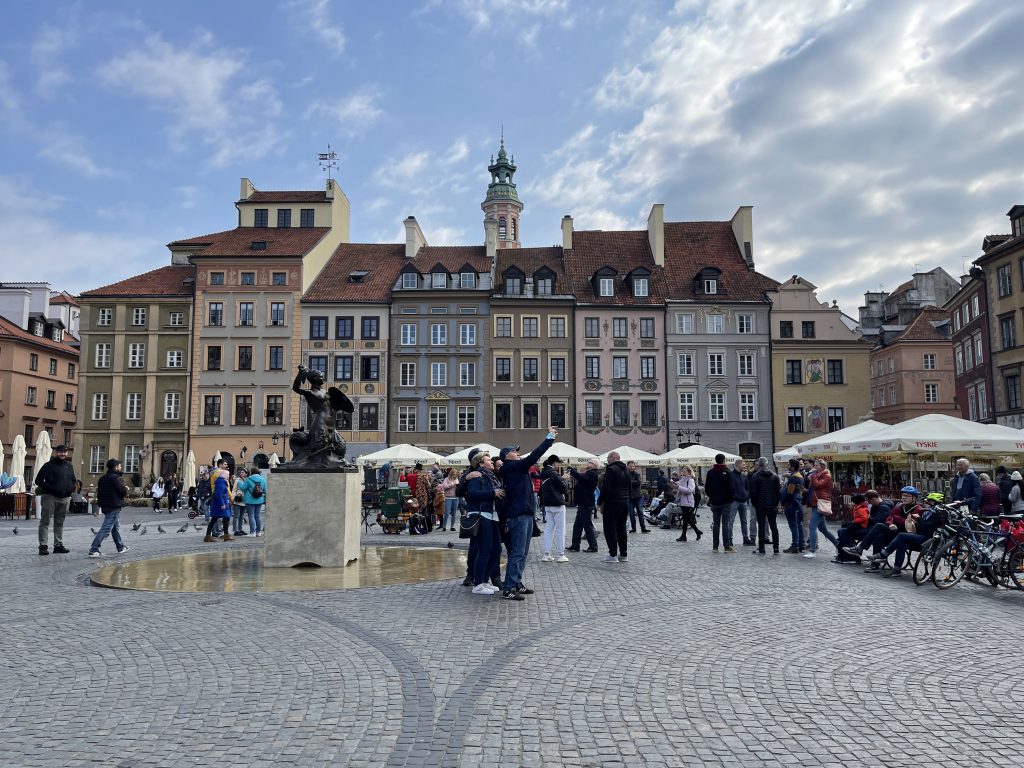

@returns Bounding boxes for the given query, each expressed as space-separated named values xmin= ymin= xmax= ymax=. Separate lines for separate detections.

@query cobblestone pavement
xmin=2 ymin=507 xmax=1024 ymax=767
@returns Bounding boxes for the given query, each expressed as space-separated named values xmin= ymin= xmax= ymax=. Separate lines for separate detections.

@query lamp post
xmin=271 ymin=432 xmax=288 ymax=461
xmin=676 ymin=428 xmax=703 ymax=448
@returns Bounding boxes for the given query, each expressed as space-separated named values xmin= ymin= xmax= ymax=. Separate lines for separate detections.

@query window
xmin=787 ymin=407 xmax=804 ymax=433
xmin=254 ymin=208 xmax=269 ymax=227
xmin=272 ymin=272 xmax=287 ymax=286
xmin=523 ymin=358 xmax=539 ymax=382
xmin=207 ymin=346 xmax=222 ymax=371
xmin=460 ymin=362 xmax=476 ymax=386
xmin=48 ymin=358 xmax=57 ymax=375
xmin=676 ymin=313 xmax=694 ymax=334
xmin=827 ymin=407 xmax=844 ymax=432
xmin=454 ymin=323 xmax=474 ymax=346
xmin=779 ymin=320 xmax=793 ymax=338
xmin=599 ymin=277 xmax=614 ymax=296
xmin=612 ymin=400 xmax=630 ymax=427
xmin=276 ymin=209 xmax=291 ymax=228
xmin=429 ymin=405 xmax=447 ymax=431
xmin=954 ymin=311 xmax=962 ymax=332
xmin=210 ymin=272 xmax=225 ymax=286
xmin=998 ymin=264 xmax=1013 ymax=297
xmin=208 ymin=302 xmax=223 ymax=326
xmin=498 ymin=217 xmax=507 ymax=239
xmin=460 ymin=272 xmax=476 ymax=289
xmin=707 ymin=314 xmax=724 ymax=334
xmin=505 ymin=276 xmax=522 ymax=295
xmin=128 ymin=343 xmax=145 ymax=369
xmin=879 ymin=387 xmax=886 ymax=407
xmin=739 ymin=392 xmax=756 ymax=421
xmin=268 ymin=346 xmax=284 ymax=370
xmin=1007 ymin=376 xmax=1022 ymax=411
xmin=358 ymin=354 xmax=378 ymax=382
xmin=678 ymin=392 xmax=695 ymax=420
xmin=335 ymin=356 xmax=353 ymax=381
xmin=640 ymin=400 xmax=658 ymax=427
xmin=336 ymin=411 xmax=352 ymax=430
xmin=401 ymin=272 xmax=418 ymax=289
xmin=239 ymin=302 xmax=254 ymax=326
xmin=550 ymin=358 xmax=566 ymax=382
xmin=631 ymin=319 xmax=654 ymax=342
xmin=431 ymin=323 xmax=447 ymax=345
xmin=709 ymin=392 xmax=725 ymax=421
xmin=612 ymin=356 xmax=628 ymax=379
xmin=550 ymin=403 xmax=566 ymax=429
xmin=89 ymin=445 xmax=105 ymax=474
xmin=235 ymin=395 xmax=252 ymax=425
xmin=703 ymin=278 xmax=718 ymax=294
xmin=738 ymin=353 xmax=754 ymax=377
xmin=1001 ymin=316 xmax=1016 ymax=350
xmin=640 ymin=356 xmax=656 ymax=379
xmin=972 ymin=294 xmax=980 ymax=318
xmin=612 ymin=318 xmax=627 ymax=338
xmin=488 ymin=402 xmax=509 ymax=429
xmin=889 ymin=385 xmax=896 ymax=404
xmin=29 ymin=353 xmax=38 ymax=371
xmin=169 ymin=311 xmax=184 ymax=326
xmin=584 ymin=317 xmax=600 ymax=338
xmin=708 ymin=353 xmax=724 ymax=376
xmin=257 ymin=394 xmax=281 ymax=426
xmin=785 ymin=360 xmax=802 ymax=384
xmin=801 ymin=321 xmax=816 ymax=338
xmin=308 ymin=355 xmax=328 ymax=376
xmin=495 ymin=357 xmax=511 ymax=382
xmin=240 ymin=271 xmax=255 ymax=286
xmin=238 ymin=346 xmax=253 ymax=371
xmin=677 ymin=353 xmax=694 ymax=376
xmin=633 ymin=277 xmax=649 ymax=298
xmin=64 ymin=393 xmax=73 ymax=411
xmin=95 ymin=343 xmax=110 ymax=368
xmin=52 ymin=328 xmax=63 ymax=342
xmin=359 ymin=403 xmax=379 ymax=430
xmin=918 ymin=354 xmax=932 ymax=371
xmin=132 ymin=307 xmax=146 ymax=326
xmin=523 ymin=403 xmax=539 ymax=429
xmin=398 ymin=406 xmax=417 ymax=432
xmin=549 ymin=317 xmax=566 ymax=338
xmin=92 ymin=393 xmax=108 ymax=420
xmin=976 ymin=334 xmax=984 ymax=364
xmin=826 ymin=359 xmax=844 ymax=385
xmin=431 ymin=272 xmax=447 ymax=289
xmin=522 ymin=317 xmax=539 ymax=338
xmin=737 ymin=314 xmax=753 ymax=334
xmin=585 ymin=356 xmax=600 ymax=379
xmin=123 ymin=445 xmax=140 ymax=474
xmin=536 ymin=277 xmax=553 ymax=295
xmin=270 ymin=302 xmax=285 ymax=326
xmin=925 ymin=383 xmax=939 ymax=404
xmin=361 ymin=317 xmax=379 ymax=340
xmin=495 ymin=316 xmax=512 ymax=337
xmin=24 ymin=424 xmax=34 ymax=442
xmin=978 ymin=382 xmax=988 ymax=419
xmin=164 ymin=392 xmax=181 ymax=420
xmin=25 ymin=386 xmax=37 ymax=405
xmin=956 ymin=346 xmax=964 ymax=375
xmin=310 ymin=316 xmax=328 ymax=340
xmin=97 ymin=308 xmax=112 ymax=326
xmin=33 ymin=322 xmax=43 ymax=336
xmin=166 ymin=350 xmax=184 ymax=368
xmin=400 ymin=323 xmax=417 ymax=346
xmin=585 ymin=400 xmax=602 ymax=427
xmin=430 ymin=362 xmax=447 ymax=387
xmin=968 ymin=388 xmax=978 ymax=421
xmin=300 ymin=208 xmax=314 ymax=227
xmin=126 ymin=392 xmax=142 ymax=420
xmin=331 ymin=316 xmax=353 ymax=339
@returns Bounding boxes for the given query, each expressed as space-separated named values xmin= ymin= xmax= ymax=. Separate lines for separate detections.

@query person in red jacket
xmin=833 ymin=493 xmax=870 ymax=564
xmin=804 ymin=460 xmax=839 ymax=559
xmin=844 ymin=486 xmax=922 ymax=570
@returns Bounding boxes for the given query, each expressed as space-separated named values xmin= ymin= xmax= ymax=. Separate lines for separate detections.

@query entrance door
xmin=160 ymin=450 xmax=178 ymax=482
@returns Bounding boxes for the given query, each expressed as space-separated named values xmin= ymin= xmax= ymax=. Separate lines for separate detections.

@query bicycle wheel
xmin=913 ymin=538 xmax=940 ymax=586
xmin=931 ymin=539 xmax=969 ymax=589
xmin=1007 ymin=544 xmax=1024 ymax=591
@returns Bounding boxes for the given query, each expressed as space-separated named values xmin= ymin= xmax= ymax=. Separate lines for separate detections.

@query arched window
xmin=498 ymin=217 xmax=507 ymax=240
xmin=512 ymin=217 xmax=517 ymax=240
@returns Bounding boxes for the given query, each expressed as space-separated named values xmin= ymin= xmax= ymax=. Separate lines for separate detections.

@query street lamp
xmin=676 ymin=428 xmax=703 ymax=448
xmin=271 ymin=431 xmax=289 ymax=460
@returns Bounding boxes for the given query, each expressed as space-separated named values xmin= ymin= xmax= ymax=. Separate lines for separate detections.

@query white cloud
xmin=174 ymin=186 xmax=201 ymax=210
xmin=305 ymin=87 xmax=384 ymax=133
xmin=0 ymin=61 xmax=24 ymax=128
xmin=37 ymin=127 xmax=117 ymax=178
xmin=31 ymin=22 xmax=78 ymax=97
xmin=439 ymin=0 xmax=571 ymax=28
xmin=441 ymin=138 xmax=470 ymax=165
xmin=373 ymin=150 xmax=431 ymax=189
xmin=290 ymin=0 xmax=346 ymax=55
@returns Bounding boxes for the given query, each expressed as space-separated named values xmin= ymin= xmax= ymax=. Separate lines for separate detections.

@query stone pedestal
xmin=264 ymin=469 xmax=361 ymax=568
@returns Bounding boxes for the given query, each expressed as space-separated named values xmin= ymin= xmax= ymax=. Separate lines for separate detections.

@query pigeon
xmin=12 ymin=527 xmax=17 ymax=535
xmin=140 ymin=526 xmax=148 ymax=535
xmin=176 ymin=524 xmax=188 ymax=533
xmin=131 ymin=523 xmax=142 ymax=532
xmin=446 ymin=541 xmax=453 ymax=548
xmin=91 ymin=528 xmax=98 ymax=534
xmin=157 ymin=526 xmax=166 ymax=534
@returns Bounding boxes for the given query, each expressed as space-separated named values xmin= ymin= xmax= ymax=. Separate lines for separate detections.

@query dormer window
xmin=536 ymin=277 xmax=553 ymax=295
xmin=599 ymin=278 xmax=614 ymax=297
xmin=33 ymin=322 xmax=44 ymax=337
xmin=348 ymin=270 xmax=369 ymax=284
xmin=401 ymin=272 xmax=418 ymax=289
xmin=633 ymin=278 xmax=649 ymax=297
xmin=704 ymin=278 xmax=717 ymax=294
xmin=250 ymin=241 xmax=267 ymax=251
xmin=506 ymin=277 xmax=522 ymax=295
xmin=52 ymin=328 xmax=63 ymax=342
xmin=460 ymin=272 xmax=476 ymax=289
xmin=431 ymin=272 xmax=447 ymax=289
xmin=1015 ymin=215 xmax=1024 ymax=239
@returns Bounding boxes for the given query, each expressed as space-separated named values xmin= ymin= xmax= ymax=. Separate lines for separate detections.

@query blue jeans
xmin=90 ymin=508 xmax=125 ymax=553
xmin=784 ymin=502 xmax=804 ymax=549
xmin=711 ymin=504 xmax=732 ymax=548
xmin=473 ymin=517 xmax=503 ymax=586
xmin=503 ymin=514 xmax=534 ymax=592
xmin=444 ymin=498 xmax=459 ymax=529
xmin=807 ymin=510 xmax=839 ymax=552
xmin=729 ymin=501 xmax=751 ymax=543
xmin=232 ymin=504 xmax=246 ymax=533
xmin=246 ymin=503 xmax=263 ymax=534
xmin=884 ymin=532 xmax=927 ymax=570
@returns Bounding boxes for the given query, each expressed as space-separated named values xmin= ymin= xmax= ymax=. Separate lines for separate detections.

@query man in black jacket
xmin=747 ymin=457 xmax=781 ymax=555
xmin=567 ymin=459 xmax=600 ymax=552
xmin=35 ymin=444 xmax=77 ymax=555
xmin=539 ymin=455 xmax=569 ymax=561
xmin=704 ymin=454 xmax=735 ymax=552
xmin=600 ymin=452 xmax=632 ymax=562
xmin=88 ymin=458 xmax=131 ymax=557
xmin=729 ymin=459 xmax=754 ymax=546
xmin=626 ymin=460 xmax=650 ymax=533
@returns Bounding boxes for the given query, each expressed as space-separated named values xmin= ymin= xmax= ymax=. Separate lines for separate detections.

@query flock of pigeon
xmin=12 ymin=521 xmax=203 ymax=536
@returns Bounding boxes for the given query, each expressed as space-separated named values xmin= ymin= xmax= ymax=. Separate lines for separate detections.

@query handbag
xmin=233 ymin=492 xmax=244 ymax=503
xmin=458 ymin=512 xmax=480 ymax=539
xmin=817 ymin=498 xmax=833 ymax=516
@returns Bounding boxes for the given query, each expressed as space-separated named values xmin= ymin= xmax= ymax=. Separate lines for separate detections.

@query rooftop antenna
xmin=318 ymin=144 xmax=338 ymax=183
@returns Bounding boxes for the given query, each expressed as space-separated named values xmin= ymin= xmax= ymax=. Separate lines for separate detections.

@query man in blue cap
xmin=498 ymin=426 xmax=557 ymax=600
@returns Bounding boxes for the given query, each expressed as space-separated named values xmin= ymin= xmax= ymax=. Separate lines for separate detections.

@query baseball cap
xmin=498 ymin=445 xmax=520 ymax=462
xmin=54 ymin=444 xmax=69 ymax=451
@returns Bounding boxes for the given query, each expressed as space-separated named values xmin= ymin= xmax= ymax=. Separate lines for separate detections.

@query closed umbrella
xmin=0 ymin=438 xmax=5 ymax=479
xmin=10 ymin=435 xmax=27 ymax=494
xmin=35 ymin=429 xmax=52 ymax=469
xmin=183 ymin=450 xmax=197 ymax=493
xmin=269 ymin=453 xmax=281 ymax=468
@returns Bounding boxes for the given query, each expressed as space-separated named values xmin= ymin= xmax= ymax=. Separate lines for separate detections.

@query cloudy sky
xmin=2 ymin=0 xmax=1023 ymax=312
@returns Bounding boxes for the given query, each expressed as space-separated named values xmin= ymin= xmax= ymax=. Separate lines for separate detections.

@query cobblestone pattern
xmin=1 ymin=508 xmax=1023 ymax=767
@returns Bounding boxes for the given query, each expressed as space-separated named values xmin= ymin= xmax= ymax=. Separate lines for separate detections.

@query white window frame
xmin=925 ymin=383 xmax=938 ymax=403
xmin=166 ymin=350 xmax=184 ymax=368
xmin=738 ymin=353 xmax=755 ymax=377
xmin=97 ymin=308 xmax=112 ymax=326
xmin=704 ymin=278 xmax=718 ymax=294
xmin=708 ymin=352 xmax=725 ymax=377
xmin=128 ymin=342 xmax=145 ymax=369
xmin=431 ymin=272 xmax=447 ymax=289
xmin=978 ymin=382 xmax=988 ymax=419
xmin=678 ymin=392 xmax=695 ymax=421
xmin=401 ymin=272 xmax=418 ymax=289
xmin=400 ymin=323 xmax=417 ymax=346
xmin=709 ymin=392 xmax=726 ymax=421
xmin=169 ymin=311 xmax=184 ymax=326
xmin=95 ymin=343 xmax=111 ymax=368
xmin=457 ymin=405 xmax=475 ymax=432
xmin=677 ymin=353 xmax=693 ymax=377
xmin=975 ymin=334 xmax=983 ymax=364
xmin=459 ymin=362 xmax=476 ymax=387
xmin=707 ymin=314 xmax=724 ymax=334
xmin=612 ymin=356 xmax=628 ymax=380
xmin=164 ymin=392 xmax=181 ymax=420
xmin=400 ymin=362 xmax=416 ymax=388
xmin=430 ymin=323 xmax=447 ymax=346
xmin=633 ymin=277 xmax=649 ymax=297
xmin=89 ymin=445 xmax=105 ymax=474
xmin=429 ymin=405 xmax=447 ymax=431
xmin=599 ymin=277 xmax=614 ymax=296
xmin=124 ymin=444 xmax=140 ymax=474
xmin=676 ymin=313 xmax=693 ymax=334
xmin=923 ymin=354 xmax=936 ymax=370
xmin=739 ymin=391 xmax=756 ymax=421
xmin=132 ymin=307 xmax=146 ymax=326
xmin=398 ymin=405 xmax=416 ymax=432
xmin=737 ymin=314 xmax=753 ymax=334
xmin=459 ymin=323 xmax=476 ymax=345
xmin=430 ymin=362 xmax=447 ymax=387
xmin=126 ymin=392 xmax=142 ymax=421
xmin=92 ymin=393 xmax=108 ymax=420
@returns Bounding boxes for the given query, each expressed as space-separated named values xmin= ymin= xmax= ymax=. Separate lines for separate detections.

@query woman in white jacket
xmin=150 ymin=477 xmax=165 ymax=513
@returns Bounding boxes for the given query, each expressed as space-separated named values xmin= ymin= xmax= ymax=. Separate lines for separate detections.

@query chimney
xmin=484 ymin=217 xmax=499 ymax=259
xmin=404 ymin=216 xmax=427 ymax=259
xmin=240 ymin=177 xmax=255 ymax=200
xmin=646 ymin=204 xmax=664 ymax=266
xmin=561 ymin=215 xmax=574 ymax=250
xmin=730 ymin=205 xmax=754 ymax=268
xmin=325 ymin=177 xmax=335 ymax=200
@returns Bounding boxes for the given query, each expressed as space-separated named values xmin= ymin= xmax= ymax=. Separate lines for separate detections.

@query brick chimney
xmin=404 ymin=216 xmax=426 ymax=259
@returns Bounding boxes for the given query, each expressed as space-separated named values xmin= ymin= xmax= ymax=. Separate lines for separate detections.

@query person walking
xmin=674 ymin=466 xmax=702 ymax=542
xmin=440 ymin=468 xmax=460 ymax=531
xmin=242 ymin=469 xmax=267 ymax=536
xmin=204 ymin=464 xmax=233 ymax=542
xmin=567 ymin=460 xmax=600 ymax=552
xmin=704 ymin=454 xmax=735 ymax=553
xmin=600 ymin=451 xmax=632 ymax=563
xmin=35 ymin=444 xmax=76 ymax=555
xmin=197 ymin=470 xmax=212 ymax=523
xmin=781 ymin=459 xmax=806 ymax=554
xmin=540 ymin=455 xmax=569 ymax=562
xmin=804 ymin=459 xmax=839 ymax=559
xmin=729 ymin=459 xmax=755 ymax=546
xmin=166 ymin=474 xmax=181 ymax=512
xmin=231 ymin=468 xmax=248 ymax=535
xmin=1009 ymin=471 xmax=1024 ymax=513
xmin=150 ymin=477 xmax=165 ymax=513
xmin=466 ymin=452 xmax=506 ymax=595
xmin=626 ymin=461 xmax=650 ymax=533
xmin=88 ymin=458 xmax=130 ymax=557
xmin=498 ymin=428 xmax=557 ymax=600
xmin=747 ymin=457 xmax=780 ymax=555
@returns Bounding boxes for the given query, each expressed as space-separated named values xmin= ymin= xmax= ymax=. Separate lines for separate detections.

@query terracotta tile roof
xmin=49 ymin=291 xmax=78 ymax=306
xmin=887 ymin=279 xmax=914 ymax=298
xmin=495 ymin=247 xmax=568 ymax=291
xmin=0 ymin=315 xmax=79 ymax=355
xmin=563 ymin=230 xmax=667 ymax=306
xmin=303 ymin=243 xmax=408 ymax=303
xmin=889 ymin=307 xmax=950 ymax=343
xmin=411 ymin=245 xmax=490 ymax=274
xmin=167 ymin=227 xmax=330 ymax=257
xmin=80 ymin=266 xmax=195 ymax=298
xmin=661 ymin=221 xmax=777 ymax=301
xmin=241 ymin=190 xmax=328 ymax=203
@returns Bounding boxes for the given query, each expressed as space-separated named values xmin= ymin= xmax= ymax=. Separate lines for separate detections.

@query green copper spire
xmin=485 ymin=137 xmax=519 ymax=204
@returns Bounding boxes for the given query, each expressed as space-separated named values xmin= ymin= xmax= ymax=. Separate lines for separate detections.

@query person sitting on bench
xmin=844 ymin=487 xmax=922 ymax=571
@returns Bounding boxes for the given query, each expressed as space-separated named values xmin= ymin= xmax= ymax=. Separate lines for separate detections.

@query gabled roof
xmin=49 ymin=291 xmax=79 ymax=306
xmin=410 ymin=245 xmax=490 ymax=274
xmin=661 ymin=221 xmax=777 ymax=301
xmin=240 ymin=190 xmax=328 ymax=203
xmin=303 ymin=243 xmax=408 ymax=303
xmin=167 ymin=227 xmax=330 ymax=258
xmin=563 ymin=230 xmax=667 ymax=306
xmin=80 ymin=265 xmax=196 ymax=298
xmin=887 ymin=279 xmax=914 ymax=299
xmin=888 ymin=307 xmax=950 ymax=343
xmin=0 ymin=315 xmax=79 ymax=355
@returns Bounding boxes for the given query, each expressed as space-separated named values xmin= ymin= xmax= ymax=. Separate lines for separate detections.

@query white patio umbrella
xmin=794 ymin=420 xmax=887 ymax=459
xmin=213 ymin=451 xmax=222 ymax=464
xmin=355 ymin=443 xmax=444 ymax=466
xmin=659 ymin=444 xmax=741 ymax=467
xmin=441 ymin=443 xmax=500 ymax=466
xmin=539 ymin=442 xmax=599 ymax=465
xmin=183 ymin=450 xmax=197 ymax=492
xmin=596 ymin=446 xmax=662 ymax=466
xmin=772 ymin=446 xmax=801 ymax=465
xmin=268 ymin=453 xmax=281 ymax=468
xmin=10 ymin=435 xmax=27 ymax=494
xmin=835 ymin=413 xmax=1024 ymax=459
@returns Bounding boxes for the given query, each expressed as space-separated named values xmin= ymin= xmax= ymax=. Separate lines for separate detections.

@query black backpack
xmin=250 ymin=480 xmax=264 ymax=499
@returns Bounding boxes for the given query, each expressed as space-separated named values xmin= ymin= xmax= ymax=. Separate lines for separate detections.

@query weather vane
xmin=318 ymin=144 xmax=338 ymax=182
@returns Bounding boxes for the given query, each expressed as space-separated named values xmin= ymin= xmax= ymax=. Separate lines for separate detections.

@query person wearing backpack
xmin=539 ymin=455 xmax=569 ymax=562
xmin=242 ymin=469 xmax=268 ymax=537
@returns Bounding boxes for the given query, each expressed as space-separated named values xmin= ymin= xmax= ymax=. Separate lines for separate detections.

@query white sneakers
xmin=541 ymin=553 xmax=555 ymax=562
xmin=803 ymin=551 xmax=816 ymax=558
xmin=603 ymin=555 xmax=618 ymax=563
xmin=555 ymin=555 xmax=570 ymax=563
xmin=543 ymin=553 xmax=570 ymax=563
xmin=471 ymin=584 xmax=496 ymax=595
xmin=88 ymin=551 xmax=102 ymax=558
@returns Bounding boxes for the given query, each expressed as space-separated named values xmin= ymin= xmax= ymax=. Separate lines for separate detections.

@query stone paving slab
xmin=1 ymin=508 xmax=1023 ymax=766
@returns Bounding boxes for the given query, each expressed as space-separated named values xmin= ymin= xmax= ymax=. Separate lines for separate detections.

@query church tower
xmin=481 ymin=136 xmax=523 ymax=249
